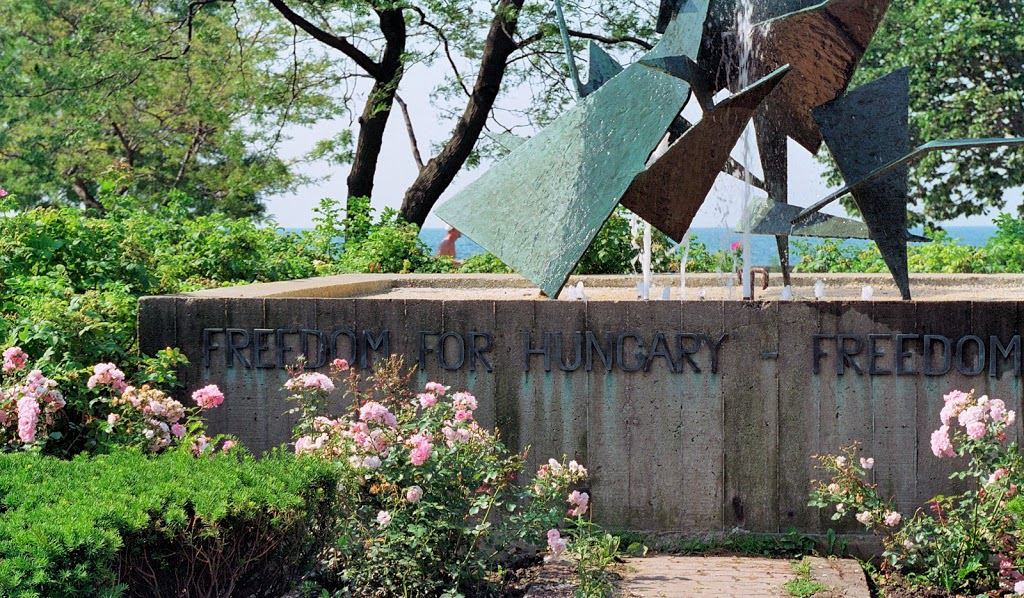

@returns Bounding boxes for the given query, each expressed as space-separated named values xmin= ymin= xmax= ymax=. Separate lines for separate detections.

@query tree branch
xmin=516 ymin=28 xmax=653 ymax=51
xmin=395 ymin=94 xmax=424 ymax=171
xmin=409 ymin=6 xmax=470 ymax=97
xmin=267 ymin=0 xmax=381 ymax=78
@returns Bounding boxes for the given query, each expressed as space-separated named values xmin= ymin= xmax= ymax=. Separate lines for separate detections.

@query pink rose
xmin=884 ymin=511 xmax=901 ymax=527
xmin=452 ymin=392 xmax=478 ymax=412
xmin=424 ymin=381 xmax=447 ymax=396
xmin=965 ymin=421 xmax=986 ymax=440
xmin=221 ymin=439 xmax=236 ymax=452
xmin=730 ymin=241 xmax=742 ymax=251
xmin=17 ymin=397 xmax=40 ymax=443
xmin=2 ymin=346 xmax=27 ymax=372
xmin=377 ymin=510 xmax=392 ymax=526
xmin=332 ymin=358 xmax=349 ymax=370
xmin=859 ymin=457 xmax=874 ymax=470
xmin=417 ymin=392 xmax=437 ymax=409
xmin=855 ymin=511 xmax=872 ymax=525
xmin=192 ymin=385 xmax=225 ymax=409
xmin=406 ymin=485 xmax=423 ymax=503
xmin=987 ymin=468 xmax=1009 ymax=486
xmin=546 ymin=528 xmax=567 ymax=559
xmin=171 ymin=423 xmax=186 ymax=439
xmin=930 ymin=425 xmax=955 ymax=458
xmin=567 ymin=490 xmax=590 ymax=517
xmin=87 ymin=363 xmax=127 ymax=392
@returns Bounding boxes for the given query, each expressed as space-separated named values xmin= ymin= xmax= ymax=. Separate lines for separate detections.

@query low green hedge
xmin=0 ymin=448 xmax=344 ymax=598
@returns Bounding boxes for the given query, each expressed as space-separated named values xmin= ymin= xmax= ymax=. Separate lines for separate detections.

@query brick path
xmin=524 ymin=555 xmax=871 ymax=597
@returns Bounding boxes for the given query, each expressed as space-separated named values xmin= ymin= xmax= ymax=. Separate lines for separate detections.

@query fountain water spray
xmin=736 ymin=0 xmax=757 ymax=299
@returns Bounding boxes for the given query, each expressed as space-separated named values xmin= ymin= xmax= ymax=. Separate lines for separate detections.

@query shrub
xmin=810 ymin=390 xmax=1024 ymax=595
xmin=1 ymin=346 xmax=221 ymax=457
xmin=0 ymin=448 xmax=344 ymax=598
xmin=284 ymin=358 xmax=597 ymax=596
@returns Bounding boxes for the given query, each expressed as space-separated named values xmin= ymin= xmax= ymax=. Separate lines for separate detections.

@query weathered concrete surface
xmin=139 ymin=274 xmax=1024 ymax=534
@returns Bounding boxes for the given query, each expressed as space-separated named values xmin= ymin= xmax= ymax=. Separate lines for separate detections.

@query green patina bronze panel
xmin=436 ymin=0 xmax=710 ymax=298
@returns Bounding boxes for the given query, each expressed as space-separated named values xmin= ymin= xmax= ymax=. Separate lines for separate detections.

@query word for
xmin=812 ymin=333 xmax=1022 ymax=377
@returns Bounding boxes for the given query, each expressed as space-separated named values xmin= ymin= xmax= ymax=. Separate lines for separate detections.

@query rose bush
xmin=2 ymin=346 xmax=226 ymax=454
xmin=811 ymin=389 xmax=1024 ymax=595
xmin=284 ymin=357 xmax=605 ymax=596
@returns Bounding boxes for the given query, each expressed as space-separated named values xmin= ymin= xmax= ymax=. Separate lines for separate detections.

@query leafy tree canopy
xmin=267 ymin=0 xmax=659 ymax=226
xmin=833 ymin=0 xmax=1024 ymax=225
xmin=0 ymin=0 xmax=343 ymax=216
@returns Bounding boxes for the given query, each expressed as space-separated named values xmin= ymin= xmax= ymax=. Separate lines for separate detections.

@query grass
xmin=784 ymin=558 xmax=828 ymax=598
xmin=614 ymin=529 xmax=817 ymax=558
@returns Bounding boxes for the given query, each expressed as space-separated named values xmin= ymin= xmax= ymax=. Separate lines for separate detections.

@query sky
xmin=265 ymin=61 xmax=1023 ymax=232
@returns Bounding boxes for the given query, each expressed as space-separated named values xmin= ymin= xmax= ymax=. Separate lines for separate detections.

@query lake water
xmin=419 ymin=226 xmax=998 ymax=266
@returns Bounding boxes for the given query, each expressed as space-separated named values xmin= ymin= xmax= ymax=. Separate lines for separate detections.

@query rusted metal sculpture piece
xmin=621 ymin=65 xmax=790 ymax=243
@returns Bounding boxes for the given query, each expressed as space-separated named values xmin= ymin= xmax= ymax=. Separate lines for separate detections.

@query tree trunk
xmin=399 ymin=0 xmax=525 ymax=227
xmin=72 ymin=178 xmax=104 ymax=212
xmin=346 ymin=9 xmax=406 ymax=218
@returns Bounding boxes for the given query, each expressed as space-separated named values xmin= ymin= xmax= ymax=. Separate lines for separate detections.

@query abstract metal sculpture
xmin=436 ymin=0 xmax=1024 ymax=299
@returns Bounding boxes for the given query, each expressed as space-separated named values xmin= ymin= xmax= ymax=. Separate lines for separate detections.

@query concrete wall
xmin=139 ymin=278 xmax=1024 ymax=534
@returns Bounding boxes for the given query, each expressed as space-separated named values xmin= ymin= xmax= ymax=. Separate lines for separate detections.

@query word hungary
xmin=200 ymin=328 xmax=1023 ymax=378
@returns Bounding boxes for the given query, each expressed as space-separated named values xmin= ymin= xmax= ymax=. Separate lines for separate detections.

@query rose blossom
xmin=362 ymin=455 xmax=382 ymax=469
xmin=987 ymin=468 xmax=1009 ymax=486
xmin=989 ymin=399 xmax=1008 ymax=422
xmin=452 ymin=392 xmax=478 ymax=412
xmin=567 ymin=490 xmax=590 ymax=517
xmin=409 ymin=433 xmax=433 ymax=466
xmin=17 ymin=397 xmax=40 ymax=443
xmin=930 ymin=425 xmax=955 ymax=458
xmin=417 ymin=392 xmax=437 ymax=409
xmin=87 ymin=363 xmax=127 ymax=392
xmin=171 ymin=423 xmax=186 ymax=439
xmin=2 ymin=347 xmax=27 ymax=372
xmin=1015 ymin=580 xmax=1024 ymax=594
xmin=965 ymin=421 xmax=986 ymax=440
xmin=377 ymin=510 xmax=392 ymax=526
xmin=192 ymin=385 xmax=225 ymax=409
xmin=359 ymin=401 xmax=398 ymax=428
xmin=884 ymin=511 xmax=901 ymax=526
xmin=222 ymin=439 xmax=236 ymax=452
xmin=860 ymin=457 xmax=874 ymax=470
xmin=835 ymin=456 xmax=847 ymax=468
xmin=406 ymin=485 xmax=424 ymax=503
xmin=546 ymin=529 xmax=568 ymax=560
xmin=285 ymin=373 xmax=335 ymax=392
xmin=425 ymin=381 xmax=447 ymax=396
xmin=855 ymin=511 xmax=872 ymax=525
xmin=332 ymin=358 xmax=349 ymax=370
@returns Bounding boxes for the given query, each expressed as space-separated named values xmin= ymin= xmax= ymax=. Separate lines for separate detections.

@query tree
xmin=0 ymin=0 xmax=342 ymax=216
xmin=833 ymin=0 xmax=1024 ymax=225
xmin=267 ymin=0 xmax=659 ymax=227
